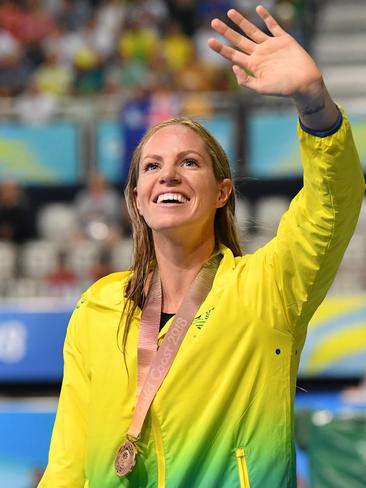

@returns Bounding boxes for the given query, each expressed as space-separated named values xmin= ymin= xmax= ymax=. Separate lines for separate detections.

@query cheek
xmin=200 ymin=181 xmax=221 ymax=206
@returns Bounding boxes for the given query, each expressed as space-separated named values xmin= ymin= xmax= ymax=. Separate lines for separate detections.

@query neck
xmin=153 ymin=231 xmax=216 ymax=313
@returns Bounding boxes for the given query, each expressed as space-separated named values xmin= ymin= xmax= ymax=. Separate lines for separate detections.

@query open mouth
xmin=155 ymin=192 xmax=190 ymax=204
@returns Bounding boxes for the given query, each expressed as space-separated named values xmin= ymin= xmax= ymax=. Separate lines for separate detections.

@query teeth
xmin=157 ymin=193 xmax=188 ymax=204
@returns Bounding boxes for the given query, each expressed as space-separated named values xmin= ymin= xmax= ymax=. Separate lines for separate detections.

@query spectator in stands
xmin=0 ymin=27 xmax=18 ymax=61
xmin=33 ymin=49 xmax=73 ymax=96
xmin=73 ymin=45 xmax=103 ymax=95
xmin=197 ymin=0 xmax=234 ymax=21
xmin=89 ymin=246 xmax=113 ymax=281
xmin=95 ymin=0 xmax=127 ymax=57
xmin=165 ymin=0 xmax=199 ymax=37
xmin=118 ymin=84 xmax=153 ymax=184
xmin=189 ymin=14 xmax=235 ymax=91
xmin=0 ymin=44 xmax=29 ymax=97
xmin=74 ymin=173 xmax=126 ymax=243
xmin=234 ymin=0 xmax=275 ymax=13
xmin=161 ymin=21 xmax=194 ymax=74
xmin=56 ymin=0 xmax=91 ymax=33
xmin=14 ymin=0 xmax=56 ymax=45
xmin=117 ymin=17 xmax=159 ymax=65
xmin=147 ymin=80 xmax=181 ymax=127
xmin=124 ymin=0 xmax=168 ymax=30
xmin=103 ymin=50 xmax=151 ymax=93
xmin=15 ymin=77 xmax=60 ymax=123
xmin=43 ymin=22 xmax=84 ymax=68
xmin=173 ymin=46 xmax=216 ymax=92
xmin=0 ymin=0 xmax=24 ymax=38
xmin=45 ymin=249 xmax=78 ymax=295
xmin=14 ymin=0 xmax=56 ymax=72
xmin=76 ymin=14 xmax=113 ymax=60
xmin=97 ymin=0 xmax=126 ymax=35
xmin=0 ymin=180 xmax=33 ymax=244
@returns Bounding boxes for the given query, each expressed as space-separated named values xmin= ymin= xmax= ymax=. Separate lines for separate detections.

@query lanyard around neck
xmin=128 ymin=253 xmax=221 ymax=440
xmin=115 ymin=252 xmax=221 ymax=477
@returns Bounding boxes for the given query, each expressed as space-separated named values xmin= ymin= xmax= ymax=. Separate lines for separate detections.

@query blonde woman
xmin=39 ymin=5 xmax=365 ymax=488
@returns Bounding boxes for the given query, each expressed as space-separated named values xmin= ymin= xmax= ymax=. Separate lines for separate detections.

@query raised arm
xmin=208 ymin=5 xmax=338 ymax=131
xmin=209 ymin=6 xmax=365 ymax=341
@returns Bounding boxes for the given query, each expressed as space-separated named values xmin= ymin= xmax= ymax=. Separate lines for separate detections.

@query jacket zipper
xmin=151 ymin=408 xmax=166 ymax=488
xmin=235 ymin=448 xmax=250 ymax=488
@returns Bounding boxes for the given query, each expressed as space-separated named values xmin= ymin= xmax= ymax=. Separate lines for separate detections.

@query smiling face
xmin=134 ymin=124 xmax=232 ymax=238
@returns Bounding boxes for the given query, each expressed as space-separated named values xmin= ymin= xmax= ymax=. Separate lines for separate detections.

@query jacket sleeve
xmin=253 ymin=108 xmax=365 ymax=341
xmin=38 ymin=296 xmax=90 ymax=487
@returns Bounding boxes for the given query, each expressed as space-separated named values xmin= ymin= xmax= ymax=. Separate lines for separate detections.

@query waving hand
xmin=208 ymin=5 xmax=338 ymax=129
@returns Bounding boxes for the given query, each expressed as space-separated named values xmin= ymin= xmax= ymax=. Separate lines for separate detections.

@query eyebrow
xmin=141 ymin=150 xmax=204 ymax=161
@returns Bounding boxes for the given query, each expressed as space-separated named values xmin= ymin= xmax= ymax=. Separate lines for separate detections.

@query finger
xmin=233 ymin=65 xmax=257 ymax=91
xmin=211 ymin=18 xmax=256 ymax=54
xmin=227 ymin=8 xmax=268 ymax=43
xmin=232 ymin=65 xmax=249 ymax=85
xmin=256 ymin=5 xmax=286 ymax=37
xmin=208 ymin=38 xmax=249 ymax=66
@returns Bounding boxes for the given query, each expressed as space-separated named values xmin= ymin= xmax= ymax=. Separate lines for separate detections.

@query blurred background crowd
xmin=0 ymin=0 xmax=309 ymax=105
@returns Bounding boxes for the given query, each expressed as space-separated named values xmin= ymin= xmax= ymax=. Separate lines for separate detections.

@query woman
xmin=39 ymin=6 xmax=365 ymax=488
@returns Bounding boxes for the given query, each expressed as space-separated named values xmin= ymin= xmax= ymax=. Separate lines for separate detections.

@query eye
xmin=182 ymin=158 xmax=198 ymax=167
xmin=143 ymin=162 xmax=159 ymax=172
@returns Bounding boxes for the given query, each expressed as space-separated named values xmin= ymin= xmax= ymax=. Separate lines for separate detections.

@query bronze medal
xmin=115 ymin=440 xmax=137 ymax=477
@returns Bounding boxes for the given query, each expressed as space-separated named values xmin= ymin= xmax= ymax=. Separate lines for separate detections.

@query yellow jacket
xmin=39 ymin=111 xmax=365 ymax=487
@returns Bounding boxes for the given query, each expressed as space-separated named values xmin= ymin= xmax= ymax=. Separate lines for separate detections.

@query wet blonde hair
xmin=119 ymin=117 xmax=242 ymax=350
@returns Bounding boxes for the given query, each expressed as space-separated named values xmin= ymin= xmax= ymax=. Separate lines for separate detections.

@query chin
xmin=152 ymin=223 xmax=187 ymax=233
xmin=150 ymin=219 xmax=196 ymax=235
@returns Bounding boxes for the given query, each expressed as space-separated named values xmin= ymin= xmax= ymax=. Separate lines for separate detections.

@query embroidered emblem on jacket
xmin=193 ymin=308 xmax=215 ymax=330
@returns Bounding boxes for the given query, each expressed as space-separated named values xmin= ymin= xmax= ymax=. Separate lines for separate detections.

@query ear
xmin=216 ymin=178 xmax=232 ymax=208
xmin=133 ymin=187 xmax=143 ymax=215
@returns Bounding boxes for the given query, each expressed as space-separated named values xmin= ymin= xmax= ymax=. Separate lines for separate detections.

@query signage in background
xmin=0 ymin=123 xmax=80 ymax=185
xmin=96 ymin=115 xmax=236 ymax=184
xmin=0 ymin=294 xmax=365 ymax=384
xmin=0 ymin=112 xmax=364 ymax=186
xmin=0 ymin=308 xmax=70 ymax=382
xmin=0 ymin=295 xmax=365 ymax=488
xmin=96 ymin=120 xmax=123 ymax=184
xmin=247 ymin=111 xmax=366 ymax=178
xmin=299 ymin=294 xmax=366 ymax=378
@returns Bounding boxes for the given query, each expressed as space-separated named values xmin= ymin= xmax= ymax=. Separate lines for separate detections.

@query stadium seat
xmin=0 ymin=242 xmax=17 ymax=282
xmin=67 ymin=240 xmax=101 ymax=278
xmin=8 ymin=277 xmax=42 ymax=298
xmin=244 ymin=231 xmax=272 ymax=255
xmin=330 ymin=232 xmax=366 ymax=294
xmin=38 ymin=203 xmax=77 ymax=243
xmin=235 ymin=198 xmax=252 ymax=236
xmin=20 ymin=241 xmax=58 ymax=279
xmin=111 ymin=238 xmax=133 ymax=271
xmin=255 ymin=196 xmax=289 ymax=237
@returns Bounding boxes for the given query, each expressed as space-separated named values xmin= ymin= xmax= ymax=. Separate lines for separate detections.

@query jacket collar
xmin=157 ymin=244 xmax=238 ymax=339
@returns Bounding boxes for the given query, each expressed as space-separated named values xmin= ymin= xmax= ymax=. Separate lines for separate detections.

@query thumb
xmin=233 ymin=65 xmax=257 ymax=91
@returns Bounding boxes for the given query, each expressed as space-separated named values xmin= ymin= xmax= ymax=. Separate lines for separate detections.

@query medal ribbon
xmin=128 ymin=253 xmax=221 ymax=441
xmin=135 ymin=268 xmax=162 ymax=400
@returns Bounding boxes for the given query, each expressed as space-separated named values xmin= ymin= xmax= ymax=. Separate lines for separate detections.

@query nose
xmin=159 ymin=164 xmax=181 ymax=185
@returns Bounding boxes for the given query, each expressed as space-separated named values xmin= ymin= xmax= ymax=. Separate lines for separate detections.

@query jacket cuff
xmin=299 ymin=105 xmax=343 ymax=138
